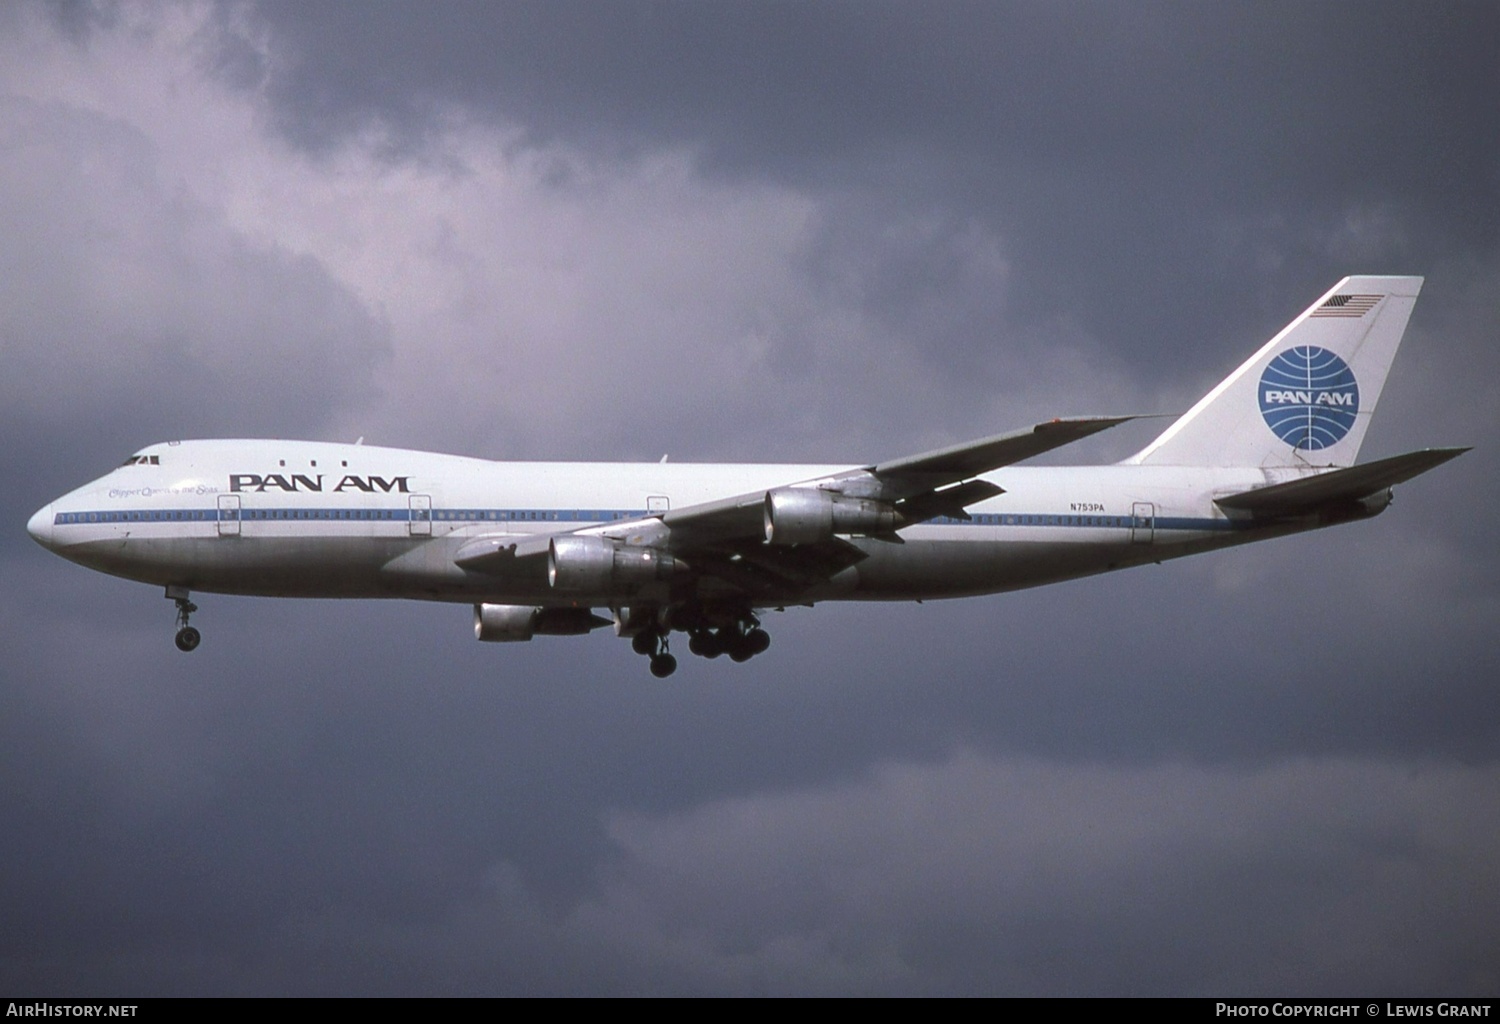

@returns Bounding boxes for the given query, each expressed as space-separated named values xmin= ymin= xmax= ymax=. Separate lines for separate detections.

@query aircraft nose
xmin=27 ymin=503 xmax=55 ymax=549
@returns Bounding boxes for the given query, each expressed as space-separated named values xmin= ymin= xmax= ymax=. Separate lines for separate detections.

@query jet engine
xmin=474 ymin=603 xmax=610 ymax=641
xmin=763 ymin=488 xmax=897 ymax=545
xmin=547 ymin=535 xmax=681 ymax=592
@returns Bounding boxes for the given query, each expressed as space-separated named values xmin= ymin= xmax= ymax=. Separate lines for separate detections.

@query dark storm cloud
xmin=0 ymin=75 xmax=390 ymax=583
xmin=0 ymin=93 xmax=388 ymax=444
xmin=3 ymin=0 xmax=1497 ymax=997
xmin=246 ymin=0 xmax=1498 ymax=372
xmin=248 ymin=1 xmax=1497 ymax=214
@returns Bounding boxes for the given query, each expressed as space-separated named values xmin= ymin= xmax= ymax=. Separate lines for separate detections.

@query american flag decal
xmin=1311 ymin=293 xmax=1382 ymax=318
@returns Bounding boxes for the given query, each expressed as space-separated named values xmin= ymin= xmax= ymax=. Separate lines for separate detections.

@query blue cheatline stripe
xmin=52 ymin=507 xmax=653 ymax=526
xmin=54 ymin=507 xmax=1249 ymax=533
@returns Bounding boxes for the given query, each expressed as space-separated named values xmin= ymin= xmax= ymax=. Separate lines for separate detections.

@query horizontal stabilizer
xmin=1215 ymin=447 xmax=1468 ymax=516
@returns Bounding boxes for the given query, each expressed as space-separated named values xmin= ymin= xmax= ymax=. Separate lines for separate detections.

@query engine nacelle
xmin=547 ymin=535 xmax=680 ymax=593
xmin=474 ymin=603 xmax=540 ymax=641
xmin=763 ymin=488 xmax=897 ymax=545
xmin=474 ymin=603 xmax=608 ymax=641
xmin=612 ymin=605 xmax=661 ymax=638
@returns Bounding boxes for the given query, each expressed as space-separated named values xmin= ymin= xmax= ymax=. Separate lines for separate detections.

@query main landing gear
xmin=687 ymin=616 xmax=771 ymax=663
xmin=631 ymin=629 xmax=678 ymax=678
xmin=621 ymin=607 xmax=773 ymax=677
xmin=166 ymin=585 xmax=200 ymax=652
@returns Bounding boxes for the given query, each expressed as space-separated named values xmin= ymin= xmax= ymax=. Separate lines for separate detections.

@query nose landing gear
xmin=166 ymin=586 xmax=200 ymax=652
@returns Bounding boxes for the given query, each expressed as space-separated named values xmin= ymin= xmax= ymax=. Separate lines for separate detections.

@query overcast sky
xmin=2 ymin=0 xmax=1497 ymax=996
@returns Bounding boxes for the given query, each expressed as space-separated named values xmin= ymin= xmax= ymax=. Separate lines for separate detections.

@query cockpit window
xmin=120 ymin=455 xmax=160 ymax=466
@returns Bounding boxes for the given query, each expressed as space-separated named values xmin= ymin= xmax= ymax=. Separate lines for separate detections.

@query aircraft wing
xmin=1214 ymin=447 xmax=1469 ymax=516
xmin=868 ymin=416 xmax=1134 ymax=498
xmin=453 ymin=530 xmax=557 ymax=569
xmin=660 ymin=416 xmax=1132 ymax=545
xmin=455 ymin=416 xmax=1134 ymax=589
xmin=675 ymin=535 xmax=871 ymax=596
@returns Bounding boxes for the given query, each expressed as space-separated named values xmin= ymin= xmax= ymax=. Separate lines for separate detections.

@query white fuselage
xmin=28 ymin=439 xmax=1324 ymax=609
xmin=23 ymin=278 xmax=1443 ymax=673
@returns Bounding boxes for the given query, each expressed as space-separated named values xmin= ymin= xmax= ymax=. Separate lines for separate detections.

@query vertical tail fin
xmin=1128 ymin=276 xmax=1423 ymax=467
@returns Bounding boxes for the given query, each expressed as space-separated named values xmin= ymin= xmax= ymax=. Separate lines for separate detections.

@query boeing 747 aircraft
xmin=28 ymin=276 xmax=1466 ymax=676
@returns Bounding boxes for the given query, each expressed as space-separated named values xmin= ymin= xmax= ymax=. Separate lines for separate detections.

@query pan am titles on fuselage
xmin=27 ymin=277 xmax=1467 ymax=676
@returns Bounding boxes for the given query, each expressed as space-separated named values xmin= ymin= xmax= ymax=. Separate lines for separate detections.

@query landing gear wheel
xmin=649 ymin=653 xmax=677 ymax=678
xmin=631 ymin=631 xmax=658 ymax=656
xmin=688 ymin=630 xmax=723 ymax=659
xmin=167 ymin=587 xmax=200 ymax=652
xmin=685 ymin=615 xmax=771 ymax=663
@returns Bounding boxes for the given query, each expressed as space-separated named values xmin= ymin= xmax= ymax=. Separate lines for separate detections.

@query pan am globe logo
xmin=1258 ymin=346 xmax=1360 ymax=450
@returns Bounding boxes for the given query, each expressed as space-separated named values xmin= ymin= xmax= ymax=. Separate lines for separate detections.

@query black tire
xmin=631 ymin=631 xmax=657 ymax=656
xmin=175 ymin=626 xmax=201 ymax=652
xmin=746 ymin=628 xmax=771 ymax=654
xmin=703 ymin=631 xmax=725 ymax=658
xmin=649 ymin=653 xmax=677 ymax=678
